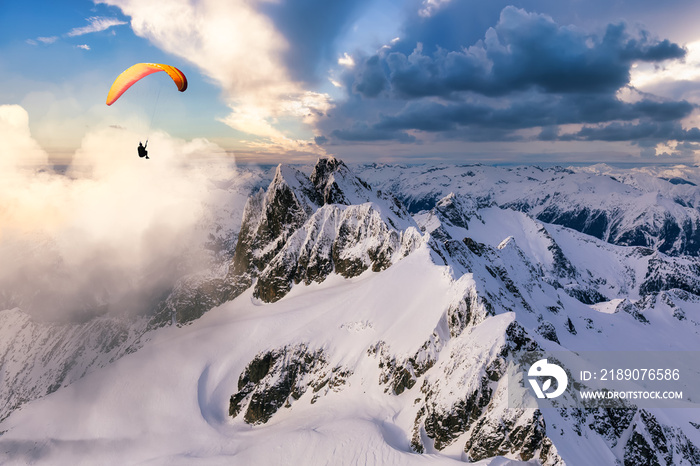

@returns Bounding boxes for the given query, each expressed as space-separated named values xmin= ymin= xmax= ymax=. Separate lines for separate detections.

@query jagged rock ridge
xmin=226 ymin=156 xmax=419 ymax=303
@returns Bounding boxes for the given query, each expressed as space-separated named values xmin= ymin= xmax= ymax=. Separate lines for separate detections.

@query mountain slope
xmin=2 ymin=160 xmax=700 ymax=465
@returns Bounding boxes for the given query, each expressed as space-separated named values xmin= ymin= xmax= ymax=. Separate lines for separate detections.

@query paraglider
xmin=138 ymin=141 xmax=149 ymax=159
xmin=106 ymin=63 xmax=187 ymax=160
xmin=106 ymin=63 xmax=187 ymax=106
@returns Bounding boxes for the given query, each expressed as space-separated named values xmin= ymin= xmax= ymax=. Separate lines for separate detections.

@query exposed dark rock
xmin=587 ymin=406 xmax=636 ymax=444
xmin=542 ymin=227 xmax=577 ymax=279
xmin=422 ymin=379 xmax=493 ymax=450
xmin=621 ymin=410 xmax=700 ymax=466
xmin=537 ymin=206 xmax=610 ymax=242
xmin=232 ymin=166 xmax=321 ymax=281
xmin=310 ymin=156 xmax=372 ymax=205
xmin=465 ymin=409 xmax=551 ymax=463
xmin=503 ymin=321 xmax=540 ymax=355
xmin=229 ymin=344 xmax=351 ymax=425
xmin=536 ymin=321 xmax=560 ymax=344
xmin=433 ymin=193 xmax=475 ymax=230
xmin=151 ymin=276 xmax=235 ymax=326
xmin=564 ymin=286 xmax=608 ymax=305
xmin=639 ymin=256 xmax=700 ymax=297
xmin=447 ymin=287 xmax=495 ymax=338
xmin=374 ymin=333 xmax=441 ymax=396
xmin=616 ymin=299 xmax=650 ymax=324
xmin=410 ymin=321 xmax=540 ymax=454
xmin=661 ymin=177 xmax=697 ymax=186
xmin=625 ymin=431 xmax=661 ymax=466
xmin=463 ymin=237 xmax=486 ymax=256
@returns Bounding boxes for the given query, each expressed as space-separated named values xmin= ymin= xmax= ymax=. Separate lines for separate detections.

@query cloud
xmin=331 ymin=124 xmax=416 ymax=143
xmin=353 ymin=55 xmax=388 ymax=98
xmin=317 ymin=5 xmax=698 ymax=157
xmin=258 ymin=0 xmax=371 ymax=85
xmin=418 ymin=0 xmax=453 ymax=18
xmin=352 ymin=7 xmax=686 ymax=100
xmin=0 ymin=105 xmax=49 ymax=169
xmin=27 ymin=36 xmax=59 ymax=45
xmin=338 ymin=53 xmax=355 ymax=68
xmin=76 ymin=44 xmax=91 ymax=51
xmin=0 ymin=104 xmax=239 ymax=321
xmin=66 ymin=16 xmax=128 ymax=37
xmin=27 ymin=16 xmax=126 ymax=49
xmin=321 ymin=90 xmax=697 ymax=143
xmin=573 ymin=121 xmax=700 ymax=142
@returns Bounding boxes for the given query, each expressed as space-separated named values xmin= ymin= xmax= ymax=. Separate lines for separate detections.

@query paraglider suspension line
xmin=147 ymin=85 xmax=162 ymax=139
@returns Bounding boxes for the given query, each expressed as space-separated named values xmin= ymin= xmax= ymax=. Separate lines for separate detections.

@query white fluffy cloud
xmin=103 ymin=0 xmax=330 ymax=154
xmin=0 ymin=105 xmax=49 ymax=169
xmin=0 ymin=104 xmax=235 ymax=319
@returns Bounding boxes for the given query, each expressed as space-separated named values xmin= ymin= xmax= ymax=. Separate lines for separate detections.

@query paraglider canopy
xmin=106 ymin=63 xmax=187 ymax=106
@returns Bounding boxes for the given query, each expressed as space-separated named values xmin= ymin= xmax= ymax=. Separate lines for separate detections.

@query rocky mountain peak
xmin=310 ymin=155 xmax=376 ymax=207
xmin=435 ymin=192 xmax=477 ymax=230
xmin=225 ymin=157 xmax=421 ymax=303
xmin=309 ymin=155 xmax=344 ymax=191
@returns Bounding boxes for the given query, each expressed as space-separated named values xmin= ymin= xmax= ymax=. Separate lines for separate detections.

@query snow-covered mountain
xmin=1 ymin=158 xmax=700 ymax=465
xmin=356 ymin=163 xmax=700 ymax=257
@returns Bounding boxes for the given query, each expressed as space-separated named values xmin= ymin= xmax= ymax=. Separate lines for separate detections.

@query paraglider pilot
xmin=138 ymin=141 xmax=149 ymax=159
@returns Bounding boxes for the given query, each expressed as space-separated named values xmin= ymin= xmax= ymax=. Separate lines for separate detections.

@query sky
xmin=3 ymin=0 xmax=700 ymax=165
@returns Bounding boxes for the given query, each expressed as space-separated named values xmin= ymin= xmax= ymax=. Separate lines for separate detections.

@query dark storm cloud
xmin=355 ymin=7 xmax=685 ymax=99
xmin=394 ymin=0 xmax=700 ymax=57
xmin=353 ymin=55 xmax=388 ymax=98
xmin=259 ymin=0 xmax=371 ymax=84
xmin=574 ymin=121 xmax=700 ymax=142
xmin=331 ymin=124 xmax=416 ymax=143
xmin=335 ymin=94 xmax=695 ymax=141
xmin=319 ymin=5 xmax=696 ymax=151
xmin=538 ymin=126 xmax=559 ymax=141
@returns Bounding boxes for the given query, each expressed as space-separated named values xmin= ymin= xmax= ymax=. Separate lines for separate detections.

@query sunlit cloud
xmin=76 ymin=44 xmax=91 ymax=50
xmin=0 ymin=105 xmax=49 ymax=170
xmin=0 ymin=104 xmax=238 ymax=320
xmin=419 ymin=0 xmax=453 ymax=18
xmin=631 ymin=42 xmax=700 ymax=89
xmin=338 ymin=53 xmax=355 ymax=68
xmin=66 ymin=17 xmax=128 ymax=37
xmin=629 ymin=40 xmax=700 ymax=154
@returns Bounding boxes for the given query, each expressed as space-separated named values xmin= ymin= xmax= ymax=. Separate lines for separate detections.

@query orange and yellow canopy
xmin=106 ymin=63 xmax=187 ymax=106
